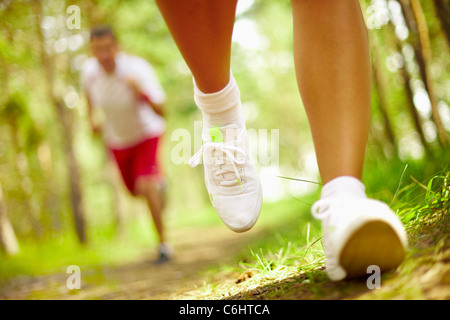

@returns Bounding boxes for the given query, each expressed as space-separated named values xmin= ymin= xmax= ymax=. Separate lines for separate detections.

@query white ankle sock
xmin=159 ymin=242 xmax=171 ymax=255
xmin=193 ymin=71 xmax=245 ymax=130
xmin=320 ymin=176 xmax=367 ymax=200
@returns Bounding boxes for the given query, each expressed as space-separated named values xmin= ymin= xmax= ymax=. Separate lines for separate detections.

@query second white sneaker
xmin=189 ymin=124 xmax=263 ymax=232
xmin=312 ymin=197 xmax=408 ymax=281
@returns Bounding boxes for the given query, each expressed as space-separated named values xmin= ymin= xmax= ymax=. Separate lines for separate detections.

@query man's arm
xmin=86 ymin=93 xmax=102 ymax=135
xmin=126 ymin=77 xmax=165 ymax=117
xmin=140 ymin=94 xmax=165 ymax=117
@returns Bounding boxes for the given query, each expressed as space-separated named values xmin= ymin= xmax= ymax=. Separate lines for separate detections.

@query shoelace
xmin=189 ymin=131 xmax=247 ymax=187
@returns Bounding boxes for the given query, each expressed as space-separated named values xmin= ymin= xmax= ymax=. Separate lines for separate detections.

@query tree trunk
xmin=432 ymin=0 xmax=450 ymax=47
xmin=105 ymin=158 xmax=125 ymax=238
xmin=406 ymin=0 xmax=449 ymax=148
xmin=0 ymin=182 xmax=19 ymax=255
xmin=10 ymin=127 xmax=44 ymax=237
xmin=387 ymin=18 xmax=432 ymax=154
xmin=398 ymin=58 xmax=433 ymax=155
xmin=55 ymin=100 xmax=88 ymax=244
xmin=32 ymin=0 xmax=87 ymax=244
xmin=370 ymin=38 xmax=398 ymax=154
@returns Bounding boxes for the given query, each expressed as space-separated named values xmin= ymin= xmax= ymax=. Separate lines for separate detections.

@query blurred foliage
xmin=0 ymin=0 xmax=448 ymax=260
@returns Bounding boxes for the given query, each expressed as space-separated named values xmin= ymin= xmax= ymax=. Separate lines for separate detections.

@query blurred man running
xmin=81 ymin=26 xmax=170 ymax=263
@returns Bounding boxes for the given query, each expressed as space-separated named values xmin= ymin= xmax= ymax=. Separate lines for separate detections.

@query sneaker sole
xmin=229 ymin=182 xmax=263 ymax=233
xmin=339 ymin=220 xmax=406 ymax=279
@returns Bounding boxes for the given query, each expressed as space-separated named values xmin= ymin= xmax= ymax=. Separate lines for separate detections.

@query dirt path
xmin=0 ymin=225 xmax=261 ymax=300
xmin=1 ymin=213 xmax=449 ymax=300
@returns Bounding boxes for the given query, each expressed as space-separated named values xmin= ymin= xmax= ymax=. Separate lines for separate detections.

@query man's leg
xmin=135 ymin=176 xmax=172 ymax=263
xmin=110 ymin=141 xmax=170 ymax=261
xmin=135 ymin=176 xmax=170 ymax=261
xmin=291 ymin=0 xmax=407 ymax=281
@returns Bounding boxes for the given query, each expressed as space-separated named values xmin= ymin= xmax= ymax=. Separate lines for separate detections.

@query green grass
xmin=394 ymin=169 xmax=449 ymax=235
xmin=188 ymin=167 xmax=449 ymax=300
xmin=0 ymin=216 xmax=157 ymax=280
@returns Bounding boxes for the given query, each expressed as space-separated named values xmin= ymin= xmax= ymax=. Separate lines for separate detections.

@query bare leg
xmin=292 ymin=1 xmax=408 ymax=281
xmin=291 ymin=0 xmax=371 ymax=184
xmin=155 ymin=0 xmax=238 ymax=93
xmin=156 ymin=0 xmax=262 ymax=233
xmin=135 ymin=176 xmax=166 ymax=244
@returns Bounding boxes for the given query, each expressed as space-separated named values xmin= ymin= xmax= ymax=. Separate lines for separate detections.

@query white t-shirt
xmin=81 ymin=52 xmax=166 ymax=149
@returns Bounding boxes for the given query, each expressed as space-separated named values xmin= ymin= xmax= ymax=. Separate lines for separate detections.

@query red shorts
xmin=109 ymin=136 xmax=161 ymax=195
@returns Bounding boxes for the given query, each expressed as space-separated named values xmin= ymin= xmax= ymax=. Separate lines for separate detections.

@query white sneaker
xmin=312 ymin=197 xmax=408 ymax=281
xmin=189 ymin=124 xmax=263 ymax=232
xmin=156 ymin=243 xmax=172 ymax=264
